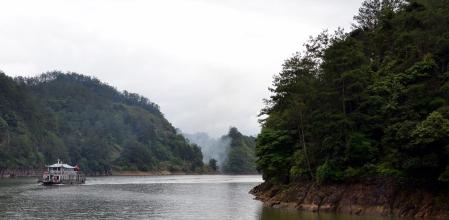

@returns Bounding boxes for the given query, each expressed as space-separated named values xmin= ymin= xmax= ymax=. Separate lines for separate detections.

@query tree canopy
xmin=256 ymin=0 xmax=449 ymax=185
xmin=222 ymin=127 xmax=257 ymax=174
xmin=0 ymin=71 xmax=204 ymax=174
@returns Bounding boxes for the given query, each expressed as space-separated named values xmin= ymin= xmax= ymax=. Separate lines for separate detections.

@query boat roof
xmin=47 ymin=163 xmax=75 ymax=168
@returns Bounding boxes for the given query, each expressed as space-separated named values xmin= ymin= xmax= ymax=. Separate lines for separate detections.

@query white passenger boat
xmin=41 ymin=160 xmax=86 ymax=185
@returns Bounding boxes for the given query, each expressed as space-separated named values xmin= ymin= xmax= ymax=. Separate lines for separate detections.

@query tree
xmin=353 ymin=0 xmax=406 ymax=30
xmin=208 ymin=159 xmax=218 ymax=171
xmin=0 ymin=71 xmax=205 ymax=174
xmin=222 ymin=127 xmax=257 ymax=174
xmin=256 ymin=0 xmax=449 ymax=186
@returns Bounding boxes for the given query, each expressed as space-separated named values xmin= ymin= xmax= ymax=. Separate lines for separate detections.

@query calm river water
xmin=0 ymin=175 xmax=411 ymax=220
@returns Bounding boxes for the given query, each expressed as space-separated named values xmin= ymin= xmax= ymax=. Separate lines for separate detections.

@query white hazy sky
xmin=0 ymin=0 xmax=362 ymax=137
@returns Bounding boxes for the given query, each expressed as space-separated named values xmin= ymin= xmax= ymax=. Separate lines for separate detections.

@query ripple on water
xmin=0 ymin=175 xmax=413 ymax=220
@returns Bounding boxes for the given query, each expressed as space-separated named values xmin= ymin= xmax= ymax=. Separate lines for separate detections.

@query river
xmin=0 ymin=175 xmax=412 ymax=220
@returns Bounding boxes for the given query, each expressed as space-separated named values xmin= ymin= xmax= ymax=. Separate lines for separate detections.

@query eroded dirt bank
xmin=250 ymin=180 xmax=449 ymax=219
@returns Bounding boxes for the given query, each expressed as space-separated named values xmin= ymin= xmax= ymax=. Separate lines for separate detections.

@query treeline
xmin=0 ymin=71 xmax=204 ymax=174
xmin=185 ymin=127 xmax=257 ymax=174
xmin=256 ymin=0 xmax=449 ymax=185
xmin=221 ymin=127 xmax=257 ymax=174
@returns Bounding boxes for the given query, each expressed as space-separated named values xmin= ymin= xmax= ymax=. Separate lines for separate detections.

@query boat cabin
xmin=41 ymin=159 xmax=85 ymax=185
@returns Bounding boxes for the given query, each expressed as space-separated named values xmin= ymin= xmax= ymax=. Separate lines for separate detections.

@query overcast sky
xmin=0 ymin=0 xmax=362 ymax=137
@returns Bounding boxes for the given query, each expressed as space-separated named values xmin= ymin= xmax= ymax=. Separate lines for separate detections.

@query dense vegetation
xmin=185 ymin=127 xmax=257 ymax=174
xmin=256 ymin=0 xmax=449 ymax=185
xmin=222 ymin=127 xmax=257 ymax=174
xmin=183 ymin=132 xmax=229 ymax=168
xmin=0 ymin=72 xmax=204 ymax=174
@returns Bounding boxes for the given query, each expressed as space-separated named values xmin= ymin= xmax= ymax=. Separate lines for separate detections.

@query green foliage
xmin=222 ymin=127 xmax=257 ymax=174
xmin=0 ymin=72 xmax=47 ymax=169
xmin=411 ymin=111 xmax=449 ymax=145
xmin=289 ymin=149 xmax=309 ymax=179
xmin=256 ymin=129 xmax=294 ymax=183
xmin=439 ymin=166 xmax=449 ymax=182
xmin=0 ymin=72 xmax=203 ymax=173
xmin=345 ymin=133 xmax=377 ymax=166
xmin=376 ymin=162 xmax=405 ymax=177
xmin=208 ymin=158 xmax=218 ymax=171
xmin=316 ymin=161 xmax=344 ymax=184
xmin=257 ymin=0 xmax=449 ymax=185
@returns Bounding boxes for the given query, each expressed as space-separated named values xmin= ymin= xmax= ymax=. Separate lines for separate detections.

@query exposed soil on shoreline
xmin=250 ymin=180 xmax=449 ymax=219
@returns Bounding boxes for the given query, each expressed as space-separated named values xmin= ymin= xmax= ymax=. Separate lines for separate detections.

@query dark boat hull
xmin=42 ymin=179 xmax=85 ymax=185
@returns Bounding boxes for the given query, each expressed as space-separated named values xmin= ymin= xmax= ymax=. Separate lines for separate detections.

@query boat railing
xmin=41 ymin=169 xmax=86 ymax=184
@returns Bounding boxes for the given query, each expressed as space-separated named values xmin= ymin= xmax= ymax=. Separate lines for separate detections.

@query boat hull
xmin=42 ymin=179 xmax=86 ymax=185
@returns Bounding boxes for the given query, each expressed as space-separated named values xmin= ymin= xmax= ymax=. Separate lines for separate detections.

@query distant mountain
xmin=183 ymin=132 xmax=229 ymax=168
xmin=0 ymin=71 xmax=203 ymax=174
xmin=185 ymin=127 xmax=257 ymax=174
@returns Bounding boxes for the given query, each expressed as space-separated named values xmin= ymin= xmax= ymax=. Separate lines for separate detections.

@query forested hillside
xmin=0 ymin=73 xmax=50 ymax=169
xmin=0 ymin=71 xmax=203 ymax=174
xmin=256 ymin=0 xmax=449 ymax=185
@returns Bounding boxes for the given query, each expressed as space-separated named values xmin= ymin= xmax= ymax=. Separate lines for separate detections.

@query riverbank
xmin=0 ymin=169 xmax=216 ymax=178
xmin=0 ymin=169 xmax=167 ymax=178
xmin=0 ymin=168 xmax=44 ymax=178
xmin=112 ymin=170 xmax=178 ymax=176
xmin=250 ymin=179 xmax=449 ymax=219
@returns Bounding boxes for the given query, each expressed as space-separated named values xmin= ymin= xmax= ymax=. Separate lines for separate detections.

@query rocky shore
xmin=250 ymin=180 xmax=449 ymax=219
xmin=0 ymin=168 xmax=44 ymax=178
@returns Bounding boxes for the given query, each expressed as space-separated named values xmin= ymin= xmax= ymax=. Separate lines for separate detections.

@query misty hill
xmin=222 ymin=127 xmax=257 ymax=174
xmin=185 ymin=127 xmax=257 ymax=174
xmin=0 ymin=71 xmax=203 ymax=174
xmin=183 ymin=132 xmax=229 ymax=168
